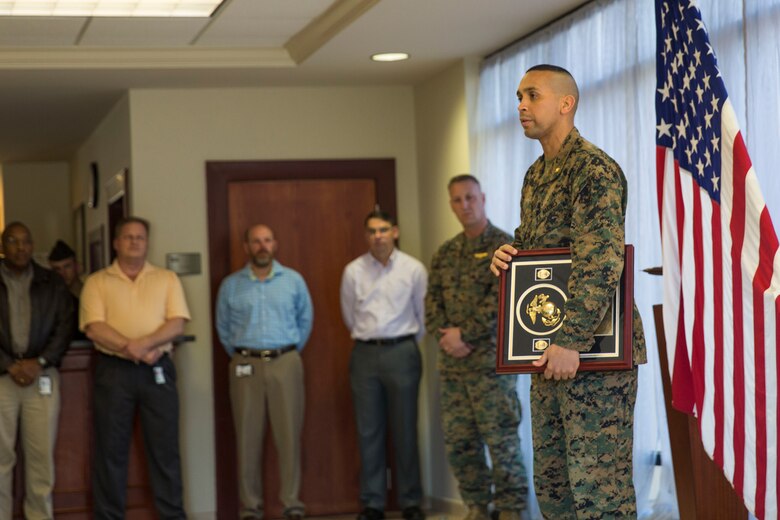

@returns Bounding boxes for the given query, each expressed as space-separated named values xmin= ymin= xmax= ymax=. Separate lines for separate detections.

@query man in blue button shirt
xmin=216 ymin=224 xmax=313 ymax=520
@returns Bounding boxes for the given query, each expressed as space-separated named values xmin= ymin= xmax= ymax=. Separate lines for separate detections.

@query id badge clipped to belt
xmin=153 ymin=366 xmax=166 ymax=385
xmin=38 ymin=375 xmax=52 ymax=396
xmin=235 ymin=364 xmax=254 ymax=378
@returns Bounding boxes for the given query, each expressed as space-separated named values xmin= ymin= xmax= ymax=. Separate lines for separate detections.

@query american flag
xmin=656 ymin=0 xmax=780 ymax=518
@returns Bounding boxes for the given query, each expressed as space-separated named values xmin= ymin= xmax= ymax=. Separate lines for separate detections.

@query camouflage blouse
xmin=426 ymin=221 xmax=512 ymax=372
xmin=512 ymin=128 xmax=646 ymax=364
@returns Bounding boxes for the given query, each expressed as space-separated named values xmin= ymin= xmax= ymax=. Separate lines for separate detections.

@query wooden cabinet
xmin=12 ymin=346 xmax=156 ymax=519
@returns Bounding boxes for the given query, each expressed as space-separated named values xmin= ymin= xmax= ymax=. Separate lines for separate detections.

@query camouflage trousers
xmin=440 ymin=370 xmax=528 ymax=511
xmin=532 ymin=368 xmax=638 ymax=520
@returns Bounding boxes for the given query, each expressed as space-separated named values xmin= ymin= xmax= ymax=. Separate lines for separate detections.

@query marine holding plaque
xmin=489 ymin=65 xmax=647 ymax=519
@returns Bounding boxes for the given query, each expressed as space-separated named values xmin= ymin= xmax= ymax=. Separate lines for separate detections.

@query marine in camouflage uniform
xmin=425 ymin=175 xmax=528 ymax=518
xmin=503 ymin=65 xmax=647 ymax=519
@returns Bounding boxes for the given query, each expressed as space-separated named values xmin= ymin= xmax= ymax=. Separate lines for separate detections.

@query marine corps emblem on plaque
xmin=518 ymin=286 xmax=566 ymax=334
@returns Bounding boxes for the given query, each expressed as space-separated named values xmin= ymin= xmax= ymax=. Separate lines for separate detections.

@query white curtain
xmin=744 ymin=0 xmax=780 ymax=222
xmin=473 ymin=0 xmax=780 ymax=518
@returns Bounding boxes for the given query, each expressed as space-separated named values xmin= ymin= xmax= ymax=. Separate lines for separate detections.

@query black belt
xmin=357 ymin=335 xmax=415 ymax=346
xmin=97 ymin=351 xmax=169 ymax=360
xmin=236 ymin=345 xmax=296 ymax=360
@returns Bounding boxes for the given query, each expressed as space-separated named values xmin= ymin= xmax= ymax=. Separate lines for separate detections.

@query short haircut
xmin=527 ymin=64 xmax=573 ymax=76
xmin=364 ymin=209 xmax=396 ymax=227
xmin=114 ymin=216 xmax=150 ymax=238
xmin=1 ymin=221 xmax=31 ymax=243
xmin=447 ymin=174 xmax=481 ymax=190
xmin=244 ymin=224 xmax=274 ymax=242
xmin=526 ymin=64 xmax=579 ymax=102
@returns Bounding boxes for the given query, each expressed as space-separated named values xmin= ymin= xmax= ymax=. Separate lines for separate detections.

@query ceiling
xmin=0 ymin=0 xmax=589 ymax=162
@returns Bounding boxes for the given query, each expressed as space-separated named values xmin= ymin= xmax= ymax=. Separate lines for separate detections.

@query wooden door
xmin=207 ymin=159 xmax=397 ymax=518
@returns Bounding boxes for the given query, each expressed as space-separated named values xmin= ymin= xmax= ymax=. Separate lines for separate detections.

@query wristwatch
xmin=37 ymin=356 xmax=47 ymax=368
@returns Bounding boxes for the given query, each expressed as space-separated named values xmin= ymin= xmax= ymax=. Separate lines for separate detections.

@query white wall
xmin=69 ymin=85 xmax=423 ymax=517
xmin=2 ymin=161 xmax=72 ymax=263
xmin=414 ymin=59 xmax=474 ymax=508
xmin=70 ymin=95 xmax=132 ymax=272
xmin=69 ymin=76 xmax=518 ymax=515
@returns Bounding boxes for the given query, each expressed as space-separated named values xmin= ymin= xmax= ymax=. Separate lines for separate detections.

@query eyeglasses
xmin=366 ymin=226 xmax=392 ymax=235
xmin=118 ymin=234 xmax=147 ymax=242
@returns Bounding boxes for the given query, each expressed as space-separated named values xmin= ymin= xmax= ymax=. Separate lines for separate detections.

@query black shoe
xmin=402 ymin=506 xmax=425 ymax=520
xmin=284 ymin=511 xmax=304 ymax=520
xmin=357 ymin=508 xmax=385 ymax=520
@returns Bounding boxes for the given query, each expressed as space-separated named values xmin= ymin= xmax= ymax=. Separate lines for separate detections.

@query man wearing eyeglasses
xmin=340 ymin=210 xmax=427 ymax=520
xmin=81 ymin=216 xmax=191 ymax=520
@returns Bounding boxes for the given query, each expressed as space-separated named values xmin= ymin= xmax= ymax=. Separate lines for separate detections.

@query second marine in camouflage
xmin=426 ymin=175 xmax=527 ymax=520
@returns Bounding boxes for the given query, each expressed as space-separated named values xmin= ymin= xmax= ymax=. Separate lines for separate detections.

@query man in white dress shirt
xmin=340 ymin=210 xmax=427 ymax=520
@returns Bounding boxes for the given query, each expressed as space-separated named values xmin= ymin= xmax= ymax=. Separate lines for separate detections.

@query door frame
xmin=206 ymin=159 xmax=397 ymax=518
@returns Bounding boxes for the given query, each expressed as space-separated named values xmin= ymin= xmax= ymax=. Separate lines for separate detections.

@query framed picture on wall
xmin=106 ymin=167 xmax=129 ymax=263
xmin=73 ymin=204 xmax=86 ymax=267
xmin=88 ymin=225 xmax=105 ymax=274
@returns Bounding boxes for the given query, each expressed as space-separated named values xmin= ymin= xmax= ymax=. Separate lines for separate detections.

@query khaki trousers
xmin=229 ymin=350 xmax=304 ymax=519
xmin=0 ymin=368 xmax=61 ymax=520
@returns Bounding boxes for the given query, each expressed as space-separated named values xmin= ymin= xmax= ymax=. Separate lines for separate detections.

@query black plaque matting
xmin=496 ymin=245 xmax=634 ymax=373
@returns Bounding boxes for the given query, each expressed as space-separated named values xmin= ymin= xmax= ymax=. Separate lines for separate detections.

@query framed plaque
xmin=496 ymin=245 xmax=634 ymax=374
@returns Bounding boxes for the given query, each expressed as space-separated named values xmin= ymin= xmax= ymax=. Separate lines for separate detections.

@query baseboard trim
xmin=188 ymin=512 xmax=216 ymax=520
xmin=425 ymin=497 xmax=466 ymax=515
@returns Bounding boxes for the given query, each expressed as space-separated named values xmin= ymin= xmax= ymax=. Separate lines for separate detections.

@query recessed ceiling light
xmin=371 ymin=52 xmax=410 ymax=62
xmin=0 ymin=0 xmax=225 ymax=17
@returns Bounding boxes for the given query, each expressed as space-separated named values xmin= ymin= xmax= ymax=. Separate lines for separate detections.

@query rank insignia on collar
xmin=474 ymin=252 xmax=489 ymax=259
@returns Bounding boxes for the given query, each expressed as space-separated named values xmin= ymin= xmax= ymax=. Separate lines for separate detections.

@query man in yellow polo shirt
xmin=80 ymin=216 xmax=191 ymax=520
